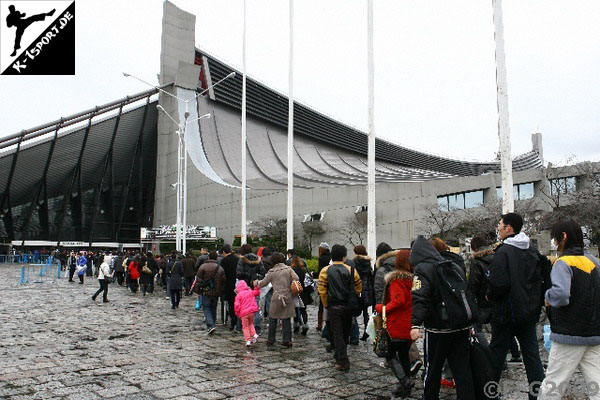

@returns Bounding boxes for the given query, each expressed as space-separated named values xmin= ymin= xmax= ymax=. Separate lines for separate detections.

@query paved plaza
xmin=0 ymin=264 xmax=591 ymax=400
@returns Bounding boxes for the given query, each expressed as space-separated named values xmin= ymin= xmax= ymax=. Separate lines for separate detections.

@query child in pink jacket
xmin=234 ymin=280 xmax=260 ymax=347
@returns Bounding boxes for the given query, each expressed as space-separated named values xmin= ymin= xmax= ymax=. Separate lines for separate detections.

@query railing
xmin=0 ymin=254 xmax=56 ymax=264
xmin=18 ymin=263 xmax=62 ymax=285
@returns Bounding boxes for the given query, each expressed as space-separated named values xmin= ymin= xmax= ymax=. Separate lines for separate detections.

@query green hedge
xmin=306 ymin=259 xmax=318 ymax=274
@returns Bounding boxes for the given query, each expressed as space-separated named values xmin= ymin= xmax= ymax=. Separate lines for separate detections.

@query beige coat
xmin=257 ymin=263 xmax=299 ymax=319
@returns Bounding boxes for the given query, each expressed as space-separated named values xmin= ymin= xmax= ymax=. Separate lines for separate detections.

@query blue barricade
xmin=18 ymin=263 xmax=62 ymax=285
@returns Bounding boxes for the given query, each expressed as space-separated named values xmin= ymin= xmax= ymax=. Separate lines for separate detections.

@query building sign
xmin=141 ymin=225 xmax=217 ymax=241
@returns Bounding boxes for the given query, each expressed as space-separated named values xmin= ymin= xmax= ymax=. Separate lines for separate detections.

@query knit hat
xmin=319 ymin=242 xmax=330 ymax=250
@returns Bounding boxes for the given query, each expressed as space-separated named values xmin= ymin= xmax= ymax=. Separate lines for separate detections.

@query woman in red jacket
xmin=128 ymin=256 xmax=141 ymax=294
xmin=375 ymin=249 xmax=414 ymax=398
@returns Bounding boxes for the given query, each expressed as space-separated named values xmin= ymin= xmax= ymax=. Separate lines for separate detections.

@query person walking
xmin=353 ymin=245 xmax=375 ymax=341
xmin=485 ymin=213 xmax=546 ymax=399
xmin=182 ymin=253 xmax=196 ymax=296
xmin=375 ymin=250 xmax=415 ymax=398
xmin=410 ymin=235 xmax=476 ymax=400
xmin=139 ymin=254 xmax=153 ymax=296
xmin=67 ymin=251 xmax=77 ymax=282
xmin=237 ymin=244 xmax=265 ymax=334
xmin=289 ymin=250 xmax=309 ymax=335
xmin=255 ymin=252 xmax=298 ymax=348
xmin=317 ymin=244 xmax=362 ymax=371
xmin=316 ymin=242 xmax=331 ymax=332
xmin=195 ymin=252 xmax=225 ymax=334
xmin=234 ymin=280 xmax=260 ymax=347
xmin=167 ymin=254 xmax=184 ymax=309
xmin=220 ymin=244 xmax=239 ymax=330
xmin=92 ymin=255 xmax=113 ymax=303
xmin=76 ymin=252 xmax=87 ymax=284
xmin=128 ymin=256 xmax=141 ymax=294
xmin=113 ymin=253 xmax=125 ymax=286
xmin=539 ymin=220 xmax=600 ymax=399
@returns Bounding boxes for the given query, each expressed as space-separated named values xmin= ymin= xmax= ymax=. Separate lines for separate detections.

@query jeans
xmin=68 ymin=268 xmax=75 ymax=281
xmin=264 ymin=289 xmax=273 ymax=318
xmin=184 ymin=276 xmax=194 ymax=295
xmin=328 ymin=307 xmax=353 ymax=367
xmin=268 ymin=318 xmax=292 ymax=343
xmin=350 ymin=317 xmax=359 ymax=343
xmin=92 ymin=279 xmax=108 ymax=301
xmin=490 ymin=322 xmax=545 ymax=400
xmin=226 ymin=295 xmax=237 ymax=328
xmin=202 ymin=295 xmax=219 ymax=328
xmin=169 ymin=289 xmax=181 ymax=308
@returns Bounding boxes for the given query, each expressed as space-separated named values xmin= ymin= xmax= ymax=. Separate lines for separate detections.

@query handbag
xmin=373 ymin=305 xmax=392 ymax=358
xmin=290 ymin=270 xmax=303 ymax=296
xmin=373 ymin=281 xmax=392 ymax=358
xmin=142 ymin=263 xmax=152 ymax=275
xmin=347 ymin=264 xmax=364 ymax=317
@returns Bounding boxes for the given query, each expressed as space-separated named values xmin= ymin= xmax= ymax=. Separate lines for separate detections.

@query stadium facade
xmin=1 ymin=1 xmax=586 ymax=251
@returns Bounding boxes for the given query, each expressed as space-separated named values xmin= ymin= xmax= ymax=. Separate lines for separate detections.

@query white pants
xmin=539 ymin=342 xmax=600 ymax=400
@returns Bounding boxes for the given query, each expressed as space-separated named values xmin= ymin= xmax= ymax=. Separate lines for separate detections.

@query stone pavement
xmin=0 ymin=264 xmax=591 ymax=399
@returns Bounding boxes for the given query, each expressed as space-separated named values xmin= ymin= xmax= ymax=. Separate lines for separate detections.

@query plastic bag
xmin=195 ymin=296 xmax=202 ymax=311
xmin=366 ymin=314 xmax=376 ymax=342
xmin=543 ymin=324 xmax=552 ymax=353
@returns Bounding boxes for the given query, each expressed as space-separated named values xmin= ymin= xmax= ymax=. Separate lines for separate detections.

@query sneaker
xmin=379 ymin=360 xmax=390 ymax=369
xmin=508 ymin=356 xmax=522 ymax=364
xmin=301 ymin=326 xmax=309 ymax=336
xmin=246 ymin=340 xmax=252 ymax=347
xmin=252 ymin=334 xmax=259 ymax=343
xmin=102 ymin=300 xmax=109 ymax=303
xmin=441 ymin=378 xmax=456 ymax=388
xmin=281 ymin=342 xmax=293 ymax=348
xmin=91 ymin=296 xmax=96 ymax=302
xmin=207 ymin=327 xmax=216 ymax=335
xmin=410 ymin=359 xmax=423 ymax=376
xmin=360 ymin=332 xmax=369 ymax=341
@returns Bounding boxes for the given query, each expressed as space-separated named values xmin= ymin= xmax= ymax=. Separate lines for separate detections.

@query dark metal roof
xmin=197 ymin=49 xmax=542 ymax=176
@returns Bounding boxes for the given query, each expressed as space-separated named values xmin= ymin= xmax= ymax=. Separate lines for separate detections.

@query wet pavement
xmin=0 ymin=263 xmax=591 ymax=399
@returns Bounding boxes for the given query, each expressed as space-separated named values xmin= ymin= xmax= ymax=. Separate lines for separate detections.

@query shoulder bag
xmin=347 ymin=264 xmax=364 ymax=317
xmin=290 ymin=269 xmax=303 ymax=296
xmin=373 ymin=282 xmax=392 ymax=358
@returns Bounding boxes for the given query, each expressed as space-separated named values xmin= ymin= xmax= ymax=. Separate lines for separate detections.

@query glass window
xmin=550 ymin=177 xmax=576 ymax=196
xmin=448 ymin=194 xmax=465 ymax=210
xmin=437 ymin=196 xmax=449 ymax=212
xmin=465 ymin=190 xmax=484 ymax=209
xmin=496 ymin=187 xmax=503 ymax=200
xmin=518 ymin=183 xmax=534 ymax=200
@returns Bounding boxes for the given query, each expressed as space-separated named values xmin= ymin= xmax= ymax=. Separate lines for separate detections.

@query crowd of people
xmin=24 ymin=212 xmax=600 ymax=399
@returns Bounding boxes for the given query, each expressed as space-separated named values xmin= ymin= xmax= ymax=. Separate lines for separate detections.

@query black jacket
xmin=221 ymin=254 xmax=239 ymax=300
xmin=441 ymin=250 xmax=465 ymax=273
xmin=374 ymin=250 xmax=399 ymax=305
xmin=236 ymin=253 xmax=265 ymax=288
xmin=317 ymin=251 xmax=331 ymax=275
xmin=354 ymin=255 xmax=375 ymax=307
xmin=468 ymin=248 xmax=494 ymax=323
xmin=410 ymin=236 xmax=470 ymax=331
xmin=485 ymin=233 xmax=545 ymax=327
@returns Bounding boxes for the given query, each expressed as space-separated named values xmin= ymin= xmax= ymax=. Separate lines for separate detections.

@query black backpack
xmin=433 ymin=260 xmax=479 ymax=329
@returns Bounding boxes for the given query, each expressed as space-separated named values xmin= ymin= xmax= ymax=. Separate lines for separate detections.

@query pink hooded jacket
xmin=234 ymin=280 xmax=260 ymax=318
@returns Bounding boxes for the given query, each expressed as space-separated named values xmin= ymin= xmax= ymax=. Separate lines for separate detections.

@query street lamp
xmin=124 ymin=71 xmax=234 ymax=253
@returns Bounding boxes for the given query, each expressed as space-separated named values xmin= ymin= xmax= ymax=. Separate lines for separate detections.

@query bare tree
xmin=250 ymin=216 xmax=287 ymax=252
xmin=336 ymin=213 xmax=367 ymax=248
xmin=300 ymin=220 xmax=327 ymax=255
xmin=418 ymin=204 xmax=459 ymax=240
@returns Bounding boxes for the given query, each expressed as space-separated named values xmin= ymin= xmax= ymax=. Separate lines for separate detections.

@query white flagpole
xmin=493 ymin=0 xmax=514 ymax=213
xmin=286 ymin=0 xmax=294 ymax=251
xmin=241 ymin=0 xmax=248 ymax=244
xmin=367 ymin=0 xmax=376 ymax=260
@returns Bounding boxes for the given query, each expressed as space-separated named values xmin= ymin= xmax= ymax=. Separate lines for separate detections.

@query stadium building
xmin=2 ymin=1 xmax=579 ymax=252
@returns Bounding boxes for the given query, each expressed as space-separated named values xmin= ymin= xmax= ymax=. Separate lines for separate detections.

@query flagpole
xmin=286 ymin=0 xmax=295 ymax=251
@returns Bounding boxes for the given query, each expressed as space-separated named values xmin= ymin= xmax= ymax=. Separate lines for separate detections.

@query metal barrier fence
xmin=1 ymin=255 xmax=55 ymax=264
xmin=18 ymin=263 xmax=62 ymax=285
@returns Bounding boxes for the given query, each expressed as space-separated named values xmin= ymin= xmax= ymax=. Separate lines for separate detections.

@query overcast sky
xmin=0 ymin=0 xmax=598 ymax=165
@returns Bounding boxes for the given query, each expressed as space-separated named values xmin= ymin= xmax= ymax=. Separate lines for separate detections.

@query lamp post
xmin=124 ymin=71 xmax=235 ymax=253
xmin=367 ymin=0 xmax=376 ymax=260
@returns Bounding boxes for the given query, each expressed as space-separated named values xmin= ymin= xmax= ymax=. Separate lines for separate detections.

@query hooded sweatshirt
xmin=410 ymin=236 xmax=469 ymax=331
xmin=485 ymin=232 xmax=544 ymax=327
xmin=98 ymin=256 xmax=113 ymax=280
xmin=234 ymin=280 xmax=260 ymax=318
